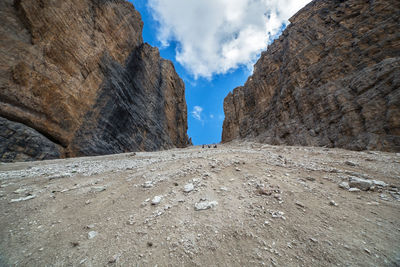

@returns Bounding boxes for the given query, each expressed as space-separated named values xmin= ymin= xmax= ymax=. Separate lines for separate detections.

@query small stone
xmin=127 ymin=215 xmax=135 ymax=225
xmin=339 ymin=181 xmax=350 ymax=190
xmin=194 ymin=201 xmax=218 ymax=211
xmin=71 ymin=241 xmax=80 ymax=247
xmin=143 ymin=181 xmax=153 ymax=188
xmin=151 ymin=196 xmax=162 ymax=205
xmin=86 ymin=224 xmax=95 ymax=229
xmin=372 ymin=180 xmax=387 ymax=187
xmin=329 ymin=200 xmax=338 ymax=206
xmin=108 ymin=254 xmax=120 ymax=264
xmin=364 ymin=248 xmax=371 ymax=254
xmin=295 ymin=201 xmax=305 ymax=208
xmin=348 ymin=188 xmax=361 ymax=192
xmin=310 ymin=238 xmax=318 ymax=243
xmin=380 ymin=194 xmax=390 ymax=201
xmin=306 ymin=177 xmax=316 ymax=182
xmin=10 ymin=195 xmax=36 ymax=203
xmin=235 ymin=167 xmax=241 ymax=171
xmin=345 ymin=161 xmax=356 ymax=167
xmin=88 ymin=231 xmax=98 ymax=239
xmin=183 ymin=183 xmax=194 ymax=193
xmin=270 ymin=210 xmax=285 ymax=220
xmin=13 ymin=188 xmax=27 ymax=194
xmin=90 ymin=186 xmax=106 ymax=192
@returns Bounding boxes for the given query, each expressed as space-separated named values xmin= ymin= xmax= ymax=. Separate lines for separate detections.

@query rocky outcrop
xmin=0 ymin=0 xmax=190 ymax=162
xmin=222 ymin=0 xmax=400 ymax=152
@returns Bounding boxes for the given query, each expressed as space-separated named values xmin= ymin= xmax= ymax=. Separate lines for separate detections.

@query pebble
xmin=329 ymin=200 xmax=338 ymax=206
xmin=339 ymin=181 xmax=350 ymax=190
xmin=88 ymin=231 xmax=98 ymax=239
xmin=183 ymin=183 xmax=194 ymax=193
xmin=143 ymin=181 xmax=154 ymax=188
xmin=90 ymin=186 xmax=106 ymax=192
xmin=108 ymin=254 xmax=120 ymax=263
xmin=13 ymin=188 xmax=27 ymax=194
xmin=348 ymin=188 xmax=361 ymax=192
xmin=151 ymin=196 xmax=162 ymax=205
xmin=372 ymin=180 xmax=388 ymax=187
xmin=10 ymin=195 xmax=36 ymax=203
xmin=295 ymin=201 xmax=305 ymax=208
xmin=86 ymin=224 xmax=95 ymax=229
xmin=270 ymin=210 xmax=286 ymax=220
xmin=194 ymin=201 xmax=218 ymax=211
xmin=345 ymin=161 xmax=356 ymax=167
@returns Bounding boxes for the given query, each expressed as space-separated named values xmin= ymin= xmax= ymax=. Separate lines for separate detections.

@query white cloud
xmin=210 ymin=114 xmax=214 ymax=119
xmin=191 ymin=106 xmax=203 ymax=121
xmin=148 ymin=0 xmax=311 ymax=78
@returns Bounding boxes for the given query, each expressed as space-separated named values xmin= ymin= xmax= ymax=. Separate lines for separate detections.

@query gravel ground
xmin=0 ymin=141 xmax=399 ymax=266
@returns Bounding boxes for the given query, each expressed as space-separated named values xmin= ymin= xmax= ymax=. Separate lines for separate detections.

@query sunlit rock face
xmin=222 ymin=0 xmax=400 ymax=152
xmin=0 ymin=0 xmax=190 ymax=162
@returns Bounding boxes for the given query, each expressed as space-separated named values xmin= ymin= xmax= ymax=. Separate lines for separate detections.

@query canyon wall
xmin=0 ymin=0 xmax=190 ymax=162
xmin=222 ymin=0 xmax=400 ymax=152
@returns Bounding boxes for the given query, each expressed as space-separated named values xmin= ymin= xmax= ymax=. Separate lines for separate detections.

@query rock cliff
xmin=0 ymin=0 xmax=190 ymax=162
xmin=222 ymin=0 xmax=400 ymax=152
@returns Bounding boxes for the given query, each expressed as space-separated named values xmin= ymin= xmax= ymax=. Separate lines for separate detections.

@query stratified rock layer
xmin=0 ymin=0 xmax=189 ymax=162
xmin=222 ymin=0 xmax=400 ymax=151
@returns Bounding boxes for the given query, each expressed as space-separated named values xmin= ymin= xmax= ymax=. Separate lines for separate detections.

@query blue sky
xmin=130 ymin=0 xmax=311 ymax=145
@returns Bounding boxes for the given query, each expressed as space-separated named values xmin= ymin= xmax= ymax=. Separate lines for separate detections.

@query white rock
xmin=349 ymin=177 xmax=372 ymax=191
xmin=339 ymin=181 xmax=350 ymax=190
xmin=90 ymin=186 xmax=106 ymax=192
xmin=349 ymin=188 xmax=361 ymax=192
xmin=194 ymin=201 xmax=218 ymax=211
xmin=143 ymin=181 xmax=153 ymax=188
xmin=372 ymin=180 xmax=388 ymax=187
xmin=10 ymin=195 xmax=36 ymax=203
xmin=88 ymin=231 xmax=98 ymax=239
xmin=13 ymin=188 xmax=27 ymax=194
xmin=183 ymin=183 xmax=194 ymax=193
xmin=329 ymin=200 xmax=338 ymax=206
xmin=151 ymin=196 xmax=162 ymax=205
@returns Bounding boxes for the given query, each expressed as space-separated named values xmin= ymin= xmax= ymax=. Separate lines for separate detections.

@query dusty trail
xmin=0 ymin=142 xmax=399 ymax=266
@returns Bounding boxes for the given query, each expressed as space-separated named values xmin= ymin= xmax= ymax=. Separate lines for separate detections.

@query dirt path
xmin=0 ymin=142 xmax=399 ymax=266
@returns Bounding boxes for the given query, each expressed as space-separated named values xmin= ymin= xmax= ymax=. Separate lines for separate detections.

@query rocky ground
xmin=0 ymin=142 xmax=399 ymax=266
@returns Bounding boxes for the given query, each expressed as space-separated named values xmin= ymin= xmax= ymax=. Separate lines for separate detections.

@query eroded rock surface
xmin=0 ymin=0 xmax=189 ymax=162
xmin=222 ymin=0 xmax=400 ymax=152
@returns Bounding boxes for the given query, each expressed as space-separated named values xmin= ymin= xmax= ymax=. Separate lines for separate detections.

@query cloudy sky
xmin=132 ymin=0 xmax=311 ymax=144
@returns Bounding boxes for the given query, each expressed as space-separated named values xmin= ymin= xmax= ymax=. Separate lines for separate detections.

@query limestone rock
xmin=349 ymin=177 xmax=372 ymax=191
xmin=222 ymin=0 xmax=400 ymax=152
xmin=194 ymin=201 xmax=218 ymax=211
xmin=0 ymin=0 xmax=190 ymax=162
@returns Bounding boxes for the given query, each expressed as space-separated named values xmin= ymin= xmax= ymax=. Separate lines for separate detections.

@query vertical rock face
xmin=0 ymin=0 xmax=190 ymax=162
xmin=222 ymin=0 xmax=400 ymax=152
